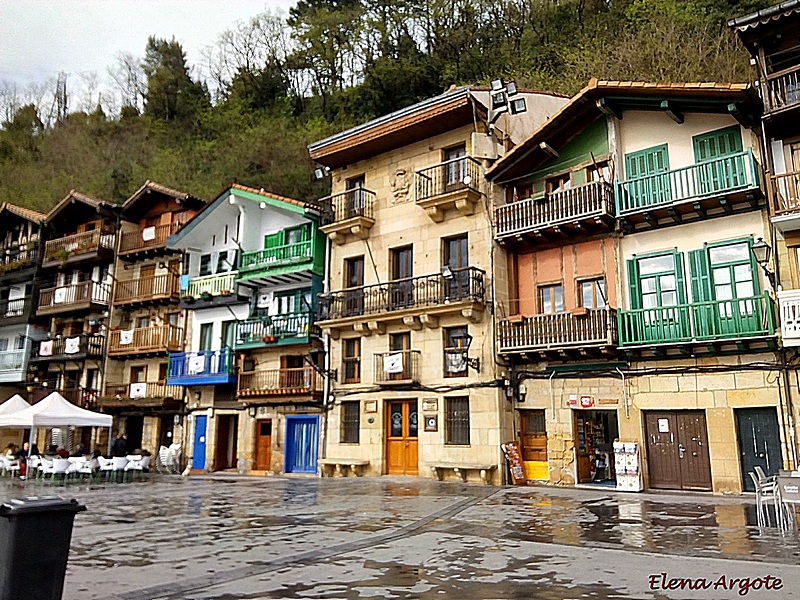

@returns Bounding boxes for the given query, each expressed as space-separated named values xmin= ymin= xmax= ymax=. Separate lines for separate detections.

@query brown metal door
xmin=645 ymin=412 xmax=682 ymax=489
xmin=676 ymin=411 xmax=712 ymax=491
xmin=386 ymin=399 xmax=419 ymax=475
xmin=255 ymin=419 xmax=272 ymax=471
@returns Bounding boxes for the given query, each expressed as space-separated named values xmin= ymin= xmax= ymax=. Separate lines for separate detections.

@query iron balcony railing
xmin=770 ymin=171 xmax=800 ymax=215
xmin=239 ymin=240 xmax=313 ymax=275
xmin=374 ymin=350 xmax=421 ymax=385
xmin=114 ymin=274 xmax=181 ymax=304
xmin=38 ymin=281 xmax=110 ymax=312
xmin=616 ymin=150 xmax=759 ymax=214
xmin=415 ymin=156 xmax=482 ymax=203
xmin=168 ymin=349 xmax=235 ymax=383
xmin=320 ymin=188 xmax=376 ymax=225
xmin=0 ymin=350 xmax=25 ymax=372
xmin=234 ymin=311 xmax=315 ymax=347
xmin=186 ymin=272 xmax=238 ymax=298
xmin=498 ymin=307 xmax=618 ymax=352
xmin=766 ymin=64 xmax=800 ymax=113
xmin=618 ymin=293 xmax=775 ymax=346
xmin=32 ymin=333 xmax=105 ymax=360
xmin=108 ymin=325 xmax=183 ymax=355
xmin=317 ymin=267 xmax=485 ymax=321
xmin=42 ymin=229 xmax=115 ymax=265
xmin=238 ymin=367 xmax=324 ymax=397
xmin=0 ymin=297 xmax=33 ymax=320
xmin=104 ymin=381 xmax=182 ymax=400
xmin=495 ymin=182 xmax=614 ymax=238
xmin=118 ymin=221 xmax=184 ymax=255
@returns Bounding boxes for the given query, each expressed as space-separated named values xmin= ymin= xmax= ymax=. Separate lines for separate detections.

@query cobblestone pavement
xmin=2 ymin=474 xmax=800 ymax=599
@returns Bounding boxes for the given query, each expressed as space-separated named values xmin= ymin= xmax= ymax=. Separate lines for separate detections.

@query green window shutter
xmin=627 ymin=258 xmax=641 ymax=310
xmin=674 ymin=251 xmax=687 ymax=304
xmin=693 ymin=126 xmax=743 ymax=162
xmin=625 ymin=145 xmax=669 ymax=178
xmin=264 ymin=232 xmax=283 ymax=249
xmin=688 ymin=248 xmax=712 ymax=302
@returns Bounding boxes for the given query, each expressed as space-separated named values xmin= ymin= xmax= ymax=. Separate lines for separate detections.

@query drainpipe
xmin=548 ymin=370 xmax=556 ymax=417
xmin=615 ymin=367 xmax=629 ymax=419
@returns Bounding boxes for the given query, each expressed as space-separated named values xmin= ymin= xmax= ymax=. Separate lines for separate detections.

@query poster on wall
xmin=501 ymin=442 xmax=527 ymax=486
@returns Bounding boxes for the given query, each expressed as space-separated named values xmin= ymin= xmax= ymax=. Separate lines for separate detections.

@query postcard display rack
xmin=613 ymin=442 xmax=643 ymax=491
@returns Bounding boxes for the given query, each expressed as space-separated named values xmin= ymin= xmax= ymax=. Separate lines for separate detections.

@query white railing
xmin=779 ymin=289 xmax=800 ymax=347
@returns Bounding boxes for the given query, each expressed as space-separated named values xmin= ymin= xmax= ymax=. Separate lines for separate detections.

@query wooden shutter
xmin=688 ymin=248 xmax=712 ymax=303
xmin=693 ymin=126 xmax=743 ymax=162
xmin=264 ymin=232 xmax=283 ymax=249
xmin=675 ymin=251 xmax=688 ymax=304
xmin=627 ymin=258 xmax=641 ymax=310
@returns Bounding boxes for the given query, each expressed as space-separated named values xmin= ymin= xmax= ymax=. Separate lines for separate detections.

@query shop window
xmin=539 ymin=284 xmax=564 ymax=314
xmin=340 ymin=401 xmax=360 ymax=444
xmin=343 ymin=338 xmax=361 ymax=384
xmin=580 ymin=278 xmax=607 ymax=309
xmin=445 ymin=396 xmax=470 ymax=445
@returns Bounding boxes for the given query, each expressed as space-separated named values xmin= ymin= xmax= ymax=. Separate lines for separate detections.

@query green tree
xmin=142 ymin=36 xmax=209 ymax=121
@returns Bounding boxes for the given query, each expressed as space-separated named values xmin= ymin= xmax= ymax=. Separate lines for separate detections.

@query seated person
xmin=56 ymin=447 xmax=69 ymax=458
xmin=71 ymin=443 xmax=88 ymax=457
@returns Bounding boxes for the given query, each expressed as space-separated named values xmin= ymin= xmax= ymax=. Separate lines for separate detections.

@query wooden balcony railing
xmin=618 ymin=293 xmax=775 ymax=346
xmin=239 ymin=240 xmax=313 ymax=275
xmin=37 ymin=281 xmax=110 ymax=313
xmin=43 ymin=230 xmax=114 ymax=266
xmin=234 ymin=311 xmax=315 ymax=348
xmin=237 ymin=367 xmax=323 ymax=397
xmin=0 ymin=297 xmax=33 ymax=322
xmin=415 ymin=156 xmax=482 ymax=202
xmin=317 ymin=267 xmax=485 ymax=322
xmin=498 ymin=307 xmax=618 ymax=352
xmin=320 ymin=189 xmax=376 ymax=225
xmin=118 ymin=221 xmax=183 ymax=255
xmin=616 ymin=150 xmax=759 ymax=214
xmin=108 ymin=325 xmax=182 ymax=355
xmin=374 ymin=350 xmax=421 ymax=385
xmin=114 ymin=274 xmax=181 ymax=304
xmin=495 ymin=182 xmax=614 ymax=239
xmin=766 ymin=64 xmax=800 ymax=113
xmin=0 ymin=350 xmax=25 ymax=372
xmin=104 ymin=381 xmax=182 ymax=401
xmin=770 ymin=171 xmax=800 ymax=215
xmin=31 ymin=386 xmax=98 ymax=410
xmin=186 ymin=272 xmax=238 ymax=298
xmin=31 ymin=333 xmax=104 ymax=360
xmin=0 ymin=244 xmax=38 ymax=273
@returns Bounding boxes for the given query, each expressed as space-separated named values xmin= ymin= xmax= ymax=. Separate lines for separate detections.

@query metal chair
xmin=749 ymin=471 xmax=777 ymax=527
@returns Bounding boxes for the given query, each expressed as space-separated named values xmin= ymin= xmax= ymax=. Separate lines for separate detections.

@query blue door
xmin=285 ymin=416 xmax=319 ymax=473
xmin=193 ymin=415 xmax=207 ymax=470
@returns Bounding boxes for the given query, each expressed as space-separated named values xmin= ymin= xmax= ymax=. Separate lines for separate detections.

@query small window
xmin=199 ymin=254 xmax=212 ymax=277
xmin=199 ymin=323 xmax=214 ymax=351
xmin=524 ymin=410 xmax=546 ymax=435
xmin=445 ymin=397 xmax=470 ymax=445
xmin=580 ymin=278 xmax=607 ymax=309
xmin=130 ymin=365 xmax=147 ymax=383
xmin=539 ymin=284 xmax=564 ymax=314
xmin=443 ymin=326 xmax=468 ymax=378
xmin=340 ymin=401 xmax=360 ymax=444
xmin=586 ymin=161 xmax=611 ymax=183
xmin=0 ymin=338 xmax=8 ymax=352
xmin=546 ymin=173 xmax=571 ymax=193
xmin=158 ymin=363 xmax=168 ymax=382
xmin=343 ymin=338 xmax=361 ymax=384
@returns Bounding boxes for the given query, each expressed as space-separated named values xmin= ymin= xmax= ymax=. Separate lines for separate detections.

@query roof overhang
xmin=122 ymin=180 xmax=205 ymax=221
xmin=728 ymin=0 xmax=800 ymax=52
xmin=45 ymin=190 xmax=120 ymax=226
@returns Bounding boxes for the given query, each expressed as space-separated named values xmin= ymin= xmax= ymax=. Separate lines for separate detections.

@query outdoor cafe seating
xmin=750 ymin=466 xmax=800 ymax=531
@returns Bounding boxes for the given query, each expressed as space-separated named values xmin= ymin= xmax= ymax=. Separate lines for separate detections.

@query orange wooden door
xmin=386 ymin=399 xmax=418 ymax=475
xmin=255 ymin=419 xmax=272 ymax=471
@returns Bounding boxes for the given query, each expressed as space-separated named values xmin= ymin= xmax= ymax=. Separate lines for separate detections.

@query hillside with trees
xmin=0 ymin=0 xmax=772 ymax=211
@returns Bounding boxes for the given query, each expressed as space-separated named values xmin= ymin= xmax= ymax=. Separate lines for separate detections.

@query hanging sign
xmin=580 ymin=395 xmax=594 ymax=408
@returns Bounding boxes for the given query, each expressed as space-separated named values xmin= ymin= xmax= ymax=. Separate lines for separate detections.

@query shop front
xmin=573 ymin=407 xmax=619 ymax=485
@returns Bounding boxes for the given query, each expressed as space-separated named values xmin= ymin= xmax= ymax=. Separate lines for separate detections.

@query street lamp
xmin=306 ymin=347 xmax=338 ymax=381
xmin=751 ymin=237 xmax=776 ymax=289
xmin=450 ymin=330 xmax=480 ymax=373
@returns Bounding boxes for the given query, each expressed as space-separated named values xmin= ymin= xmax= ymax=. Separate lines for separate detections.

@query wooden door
xmin=574 ymin=412 xmax=592 ymax=483
xmin=645 ymin=410 xmax=712 ymax=491
xmin=520 ymin=410 xmax=548 ymax=481
xmin=675 ymin=411 xmax=712 ymax=490
xmin=140 ymin=263 xmax=155 ymax=299
xmin=737 ymin=408 xmax=782 ymax=492
xmin=386 ymin=399 xmax=418 ymax=475
xmin=255 ymin=419 xmax=272 ymax=471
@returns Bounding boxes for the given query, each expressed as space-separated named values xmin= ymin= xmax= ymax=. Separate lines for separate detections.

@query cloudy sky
xmin=0 ymin=0 xmax=298 ymax=87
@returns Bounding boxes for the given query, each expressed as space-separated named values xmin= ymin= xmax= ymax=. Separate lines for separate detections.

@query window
xmin=199 ymin=254 xmax=212 ymax=277
xmin=285 ymin=224 xmax=310 ymax=246
xmin=221 ymin=320 xmax=236 ymax=349
xmin=158 ymin=363 xmax=168 ymax=382
xmin=389 ymin=332 xmax=411 ymax=380
xmin=343 ymin=338 xmax=361 ymax=384
xmin=216 ymin=250 xmax=232 ymax=273
xmin=443 ymin=326 xmax=468 ymax=378
xmin=130 ymin=365 xmax=147 ymax=383
xmin=346 ymin=175 xmax=366 ymax=218
xmin=546 ymin=173 xmax=571 ymax=193
xmin=580 ymin=278 xmax=607 ymax=309
xmin=344 ymin=256 xmax=364 ymax=288
xmin=586 ymin=161 xmax=611 ymax=183
xmin=340 ymin=401 xmax=360 ymax=443
xmin=443 ymin=234 xmax=468 ymax=269
xmin=445 ymin=397 xmax=470 ymax=445
xmin=136 ymin=316 xmax=149 ymax=329
xmin=199 ymin=323 xmax=214 ymax=351
xmin=444 ymin=144 xmax=467 ymax=187
xmin=539 ymin=284 xmax=564 ymax=314
xmin=635 ymin=253 xmax=682 ymax=309
xmin=0 ymin=338 xmax=7 ymax=352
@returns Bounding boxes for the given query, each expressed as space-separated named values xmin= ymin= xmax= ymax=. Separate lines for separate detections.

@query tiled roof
xmin=1 ymin=203 xmax=45 ymax=223
xmin=46 ymin=190 xmax=119 ymax=221
xmin=728 ymin=0 xmax=800 ymax=30
xmin=230 ymin=183 xmax=313 ymax=210
xmin=123 ymin=180 xmax=204 ymax=211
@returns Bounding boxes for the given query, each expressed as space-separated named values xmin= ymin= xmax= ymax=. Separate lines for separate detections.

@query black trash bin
xmin=0 ymin=497 xmax=86 ymax=600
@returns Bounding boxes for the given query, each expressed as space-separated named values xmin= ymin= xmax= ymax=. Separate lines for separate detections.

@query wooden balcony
xmin=237 ymin=367 xmax=323 ymax=401
xmin=0 ymin=243 xmax=39 ymax=278
xmin=0 ymin=297 xmax=34 ymax=326
xmin=615 ymin=150 xmax=763 ymax=231
xmin=186 ymin=272 xmax=237 ymax=298
xmin=30 ymin=333 xmax=104 ymax=362
xmin=114 ymin=274 xmax=181 ymax=305
xmin=167 ymin=349 xmax=236 ymax=386
xmin=317 ymin=267 xmax=485 ymax=335
xmin=319 ymin=189 xmax=376 ymax=244
xmin=37 ymin=281 xmax=110 ymax=316
xmin=770 ymin=171 xmax=800 ymax=231
xmin=238 ymin=240 xmax=314 ymax=283
xmin=31 ymin=386 xmax=98 ymax=410
xmin=779 ymin=289 xmax=800 ymax=348
xmin=498 ymin=307 xmax=618 ymax=358
xmin=233 ymin=311 xmax=316 ymax=350
xmin=765 ymin=64 xmax=800 ymax=115
xmin=374 ymin=350 xmax=421 ymax=385
xmin=415 ymin=156 xmax=482 ymax=222
xmin=495 ymin=182 xmax=615 ymax=245
xmin=108 ymin=325 xmax=183 ymax=356
xmin=42 ymin=229 xmax=115 ymax=268
xmin=118 ymin=221 xmax=183 ymax=257
xmin=101 ymin=381 xmax=183 ymax=408
xmin=618 ymin=293 xmax=776 ymax=355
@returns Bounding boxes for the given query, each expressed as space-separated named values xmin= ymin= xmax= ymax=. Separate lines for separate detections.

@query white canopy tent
xmin=0 ymin=392 xmax=113 ymax=455
xmin=0 ymin=395 xmax=31 ymax=416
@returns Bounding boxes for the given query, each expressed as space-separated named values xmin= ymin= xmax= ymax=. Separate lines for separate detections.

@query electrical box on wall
xmin=471 ymin=132 xmax=498 ymax=160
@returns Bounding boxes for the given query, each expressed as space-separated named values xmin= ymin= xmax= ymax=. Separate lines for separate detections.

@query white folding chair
xmin=52 ymin=457 xmax=71 ymax=482
xmin=124 ymin=455 xmax=143 ymax=480
xmin=156 ymin=446 xmax=170 ymax=473
xmin=97 ymin=456 xmax=114 ymax=479
xmin=38 ymin=457 xmax=55 ymax=479
xmin=1 ymin=456 xmax=20 ymax=477
xmin=111 ymin=456 xmax=128 ymax=481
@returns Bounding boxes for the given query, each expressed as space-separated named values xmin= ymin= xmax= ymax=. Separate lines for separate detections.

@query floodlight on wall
xmin=313 ymin=166 xmax=331 ymax=180
xmin=490 ymin=79 xmax=504 ymax=92
xmin=510 ymin=97 xmax=527 ymax=115
xmin=491 ymin=91 xmax=507 ymax=110
xmin=488 ymin=78 xmax=525 ymax=126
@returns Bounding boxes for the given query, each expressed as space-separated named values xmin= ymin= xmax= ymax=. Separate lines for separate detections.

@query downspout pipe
xmin=615 ymin=367 xmax=629 ymax=419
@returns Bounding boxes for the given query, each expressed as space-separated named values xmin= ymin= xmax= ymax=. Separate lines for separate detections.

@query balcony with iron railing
xmin=101 ymin=381 xmax=182 ymax=407
xmin=237 ymin=367 xmax=323 ymax=400
xmin=415 ymin=156 xmax=483 ymax=222
xmin=618 ymin=293 xmax=775 ymax=350
xmin=167 ymin=348 xmax=236 ymax=386
xmin=114 ymin=273 xmax=181 ymax=305
xmin=765 ymin=64 xmax=800 ymax=115
xmin=317 ymin=267 xmax=485 ymax=332
xmin=498 ymin=307 xmax=619 ymax=355
xmin=234 ymin=311 xmax=316 ymax=350
xmin=319 ymin=188 xmax=376 ymax=243
xmin=30 ymin=333 xmax=104 ymax=362
xmin=118 ymin=221 xmax=184 ymax=257
xmin=42 ymin=229 xmax=115 ymax=268
xmin=495 ymin=182 xmax=615 ymax=244
xmin=374 ymin=350 xmax=421 ymax=385
xmin=0 ymin=297 xmax=34 ymax=325
xmin=108 ymin=325 xmax=183 ymax=356
xmin=37 ymin=281 xmax=110 ymax=316
xmin=615 ymin=150 xmax=762 ymax=229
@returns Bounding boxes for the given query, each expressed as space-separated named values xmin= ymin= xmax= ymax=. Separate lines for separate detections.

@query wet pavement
xmin=1 ymin=475 xmax=799 ymax=599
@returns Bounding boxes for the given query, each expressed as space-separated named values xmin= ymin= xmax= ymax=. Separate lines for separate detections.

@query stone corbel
xmin=419 ymin=314 xmax=439 ymax=329
xmin=328 ymin=230 xmax=345 ymax=245
xmin=350 ymin=224 xmax=368 ymax=240
xmin=323 ymin=327 xmax=339 ymax=340
xmin=353 ymin=322 xmax=371 ymax=336
xmin=367 ymin=321 xmax=385 ymax=335
xmin=455 ymin=196 xmax=477 ymax=216
xmin=461 ymin=306 xmax=484 ymax=322
xmin=402 ymin=316 xmax=422 ymax=330
xmin=425 ymin=206 xmax=445 ymax=223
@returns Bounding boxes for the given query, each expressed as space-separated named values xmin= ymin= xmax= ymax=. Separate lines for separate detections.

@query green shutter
xmin=627 ymin=258 xmax=641 ymax=310
xmin=688 ymin=248 xmax=712 ymax=302
xmin=693 ymin=126 xmax=743 ymax=162
xmin=625 ymin=145 xmax=670 ymax=178
xmin=264 ymin=232 xmax=283 ymax=249
xmin=674 ymin=251 xmax=687 ymax=304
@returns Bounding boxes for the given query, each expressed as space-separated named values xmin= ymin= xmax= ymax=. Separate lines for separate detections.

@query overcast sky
xmin=0 ymin=0 xmax=298 ymax=88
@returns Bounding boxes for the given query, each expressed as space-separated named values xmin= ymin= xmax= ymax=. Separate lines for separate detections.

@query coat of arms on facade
xmin=391 ymin=168 xmax=411 ymax=203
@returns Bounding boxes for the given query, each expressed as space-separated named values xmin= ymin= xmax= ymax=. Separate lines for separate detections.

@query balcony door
xmin=391 ymin=246 xmax=413 ymax=309
xmin=140 ymin=264 xmax=155 ymax=298
xmin=389 ymin=332 xmax=411 ymax=381
xmin=443 ymin=234 xmax=469 ymax=300
xmin=346 ymin=175 xmax=366 ymax=219
xmin=344 ymin=256 xmax=364 ymax=316
xmin=281 ymin=355 xmax=305 ymax=389
xmin=386 ymin=399 xmax=418 ymax=475
xmin=693 ymin=126 xmax=744 ymax=194
xmin=628 ymin=252 xmax=688 ymax=343
xmin=624 ymin=144 xmax=670 ymax=207
xmin=444 ymin=144 xmax=467 ymax=190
